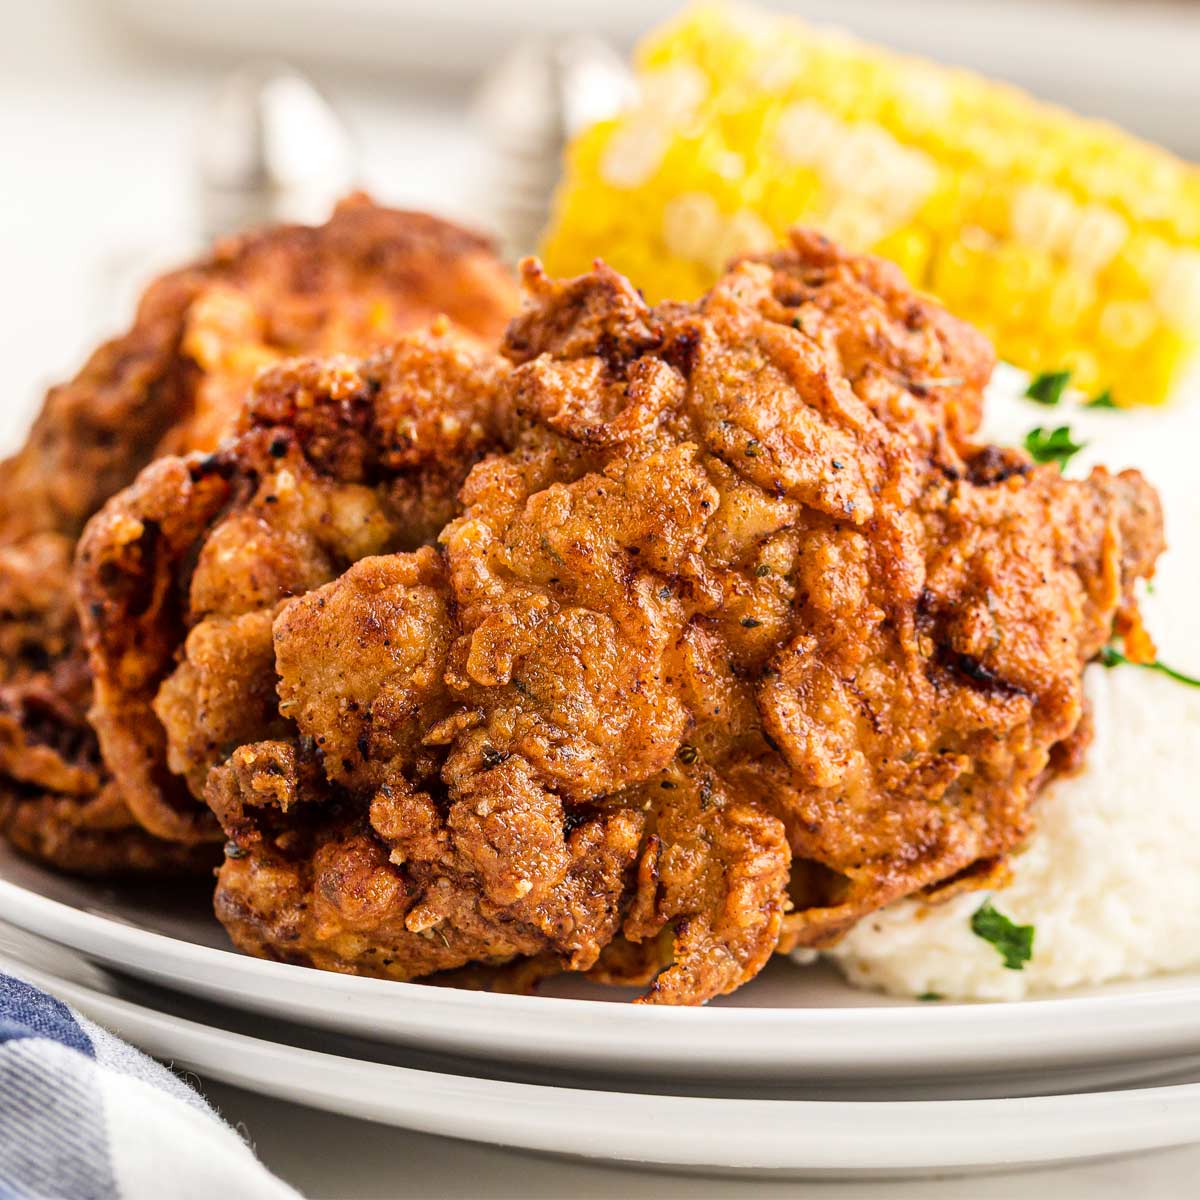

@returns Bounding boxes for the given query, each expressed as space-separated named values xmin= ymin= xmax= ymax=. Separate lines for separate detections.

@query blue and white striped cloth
xmin=0 ymin=971 xmax=298 ymax=1200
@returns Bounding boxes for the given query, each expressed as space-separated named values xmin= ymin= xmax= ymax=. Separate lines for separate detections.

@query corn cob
xmin=541 ymin=2 xmax=1200 ymax=405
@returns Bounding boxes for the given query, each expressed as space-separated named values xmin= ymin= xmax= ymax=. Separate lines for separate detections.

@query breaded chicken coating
xmin=76 ymin=232 xmax=1162 ymax=1002
xmin=0 ymin=196 xmax=517 ymax=873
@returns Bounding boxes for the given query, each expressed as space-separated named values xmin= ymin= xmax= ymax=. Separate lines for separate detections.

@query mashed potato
xmin=818 ymin=367 xmax=1200 ymax=1000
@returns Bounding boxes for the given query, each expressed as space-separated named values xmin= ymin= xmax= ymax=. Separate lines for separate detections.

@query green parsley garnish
xmin=1099 ymin=645 xmax=1200 ymax=688
xmin=916 ymin=991 xmax=943 ymax=1002
xmin=1024 ymin=425 xmax=1086 ymax=470
xmin=970 ymin=901 xmax=1034 ymax=970
xmin=1085 ymin=389 xmax=1117 ymax=409
xmin=1025 ymin=369 xmax=1072 ymax=406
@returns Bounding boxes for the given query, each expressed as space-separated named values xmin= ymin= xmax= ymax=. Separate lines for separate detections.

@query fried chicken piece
xmin=209 ymin=729 xmax=645 ymax=981
xmin=0 ymin=196 xmax=517 ymax=873
xmin=76 ymin=231 xmax=1163 ymax=1003
xmin=2 ymin=194 xmax=515 ymax=546
xmin=78 ymin=333 xmax=509 ymax=848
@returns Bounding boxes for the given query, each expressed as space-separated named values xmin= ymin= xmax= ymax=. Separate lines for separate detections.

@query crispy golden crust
xmin=1 ymin=193 xmax=516 ymax=547
xmin=73 ymin=229 xmax=1164 ymax=1003
xmin=0 ymin=784 xmax=218 ymax=877
xmin=77 ymin=332 xmax=510 ymax=848
xmin=210 ymin=731 xmax=645 ymax=983
xmin=0 ymin=196 xmax=518 ymax=873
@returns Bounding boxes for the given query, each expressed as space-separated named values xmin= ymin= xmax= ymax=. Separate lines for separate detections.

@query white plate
xmin=7 ymin=922 xmax=1197 ymax=1105
xmin=4 ymin=929 xmax=1200 ymax=1180
xmin=6 ymin=843 xmax=1200 ymax=1086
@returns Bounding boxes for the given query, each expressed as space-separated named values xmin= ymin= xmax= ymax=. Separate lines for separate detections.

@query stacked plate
xmin=3 ymin=841 xmax=1200 ymax=1179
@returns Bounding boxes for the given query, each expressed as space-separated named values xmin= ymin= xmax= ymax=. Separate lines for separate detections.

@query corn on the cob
xmin=541 ymin=2 xmax=1200 ymax=405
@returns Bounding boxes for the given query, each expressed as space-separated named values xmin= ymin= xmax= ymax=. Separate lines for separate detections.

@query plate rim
xmin=8 ymin=870 xmax=1200 ymax=1021
xmin=9 ymin=950 xmax=1200 ymax=1176
xmin=6 ymin=868 xmax=1200 ymax=1039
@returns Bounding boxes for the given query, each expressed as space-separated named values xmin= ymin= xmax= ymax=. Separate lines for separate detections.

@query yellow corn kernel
xmin=542 ymin=1 xmax=1200 ymax=403
xmin=1098 ymin=299 xmax=1158 ymax=352
xmin=872 ymin=227 xmax=931 ymax=284
xmin=1043 ymin=270 xmax=1096 ymax=333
